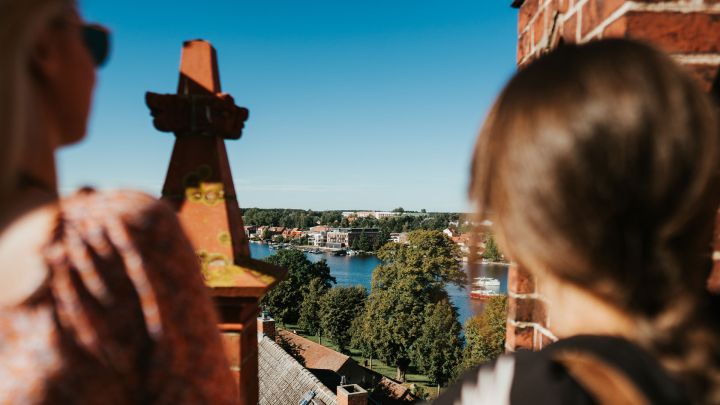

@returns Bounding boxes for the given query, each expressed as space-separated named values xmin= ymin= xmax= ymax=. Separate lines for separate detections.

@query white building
xmin=306 ymin=231 xmax=327 ymax=247
xmin=373 ymin=211 xmax=399 ymax=219
xmin=390 ymin=232 xmax=408 ymax=244
xmin=443 ymin=228 xmax=459 ymax=238
xmin=342 ymin=211 xmax=400 ymax=219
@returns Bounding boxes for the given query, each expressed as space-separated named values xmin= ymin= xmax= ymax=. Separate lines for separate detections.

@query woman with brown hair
xmin=0 ymin=0 xmax=237 ymax=403
xmin=436 ymin=39 xmax=720 ymax=404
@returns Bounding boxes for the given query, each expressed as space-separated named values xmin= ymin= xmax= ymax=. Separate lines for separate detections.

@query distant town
xmin=242 ymin=209 xmax=478 ymax=256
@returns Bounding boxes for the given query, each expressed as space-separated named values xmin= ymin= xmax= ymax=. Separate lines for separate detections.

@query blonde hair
xmin=0 ymin=0 xmax=71 ymax=206
xmin=470 ymin=39 xmax=720 ymax=403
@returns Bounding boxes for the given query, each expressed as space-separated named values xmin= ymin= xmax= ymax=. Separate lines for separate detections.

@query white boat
xmin=473 ymin=277 xmax=500 ymax=289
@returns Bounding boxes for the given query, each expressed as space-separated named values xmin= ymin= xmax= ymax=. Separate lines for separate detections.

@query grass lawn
xmin=280 ymin=324 xmax=443 ymax=400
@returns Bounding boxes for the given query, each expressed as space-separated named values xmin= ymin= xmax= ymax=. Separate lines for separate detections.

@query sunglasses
xmin=81 ymin=24 xmax=111 ymax=67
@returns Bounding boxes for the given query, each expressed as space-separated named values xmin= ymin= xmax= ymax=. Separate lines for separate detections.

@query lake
xmin=249 ymin=243 xmax=508 ymax=325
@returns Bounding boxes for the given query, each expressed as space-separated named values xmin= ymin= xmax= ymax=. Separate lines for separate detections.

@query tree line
xmin=260 ymin=230 xmax=507 ymax=391
xmin=242 ymin=208 xmax=464 ymax=234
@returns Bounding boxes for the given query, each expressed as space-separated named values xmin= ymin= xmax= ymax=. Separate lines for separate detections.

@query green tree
xmin=320 ymin=211 xmax=343 ymax=226
xmin=373 ymin=229 xmax=391 ymax=251
xmin=357 ymin=233 xmax=373 ymax=252
xmin=413 ymin=299 xmax=463 ymax=387
xmin=461 ymin=296 xmax=507 ymax=371
xmin=374 ymin=230 xmax=465 ymax=296
xmin=353 ymin=284 xmax=425 ymax=381
xmin=482 ymin=233 xmax=503 ymax=262
xmin=298 ymin=277 xmax=329 ymax=336
xmin=392 ymin=207 xmax=405 ymax=214
xmin=319 ymin=285 xmax=367 ymax=353
xmin=261 ymin=250 xmax=335 ymax=324
xmin=354 ymin=230 xmax=465 ymax=381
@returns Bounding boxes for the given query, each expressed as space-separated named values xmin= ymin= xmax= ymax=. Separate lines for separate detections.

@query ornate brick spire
xmin=146 ymin=39 xmax=286 ymax=404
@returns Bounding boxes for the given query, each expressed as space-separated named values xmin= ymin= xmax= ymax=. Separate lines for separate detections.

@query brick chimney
xmin=337 ymin=384 xmax=368 ymax=405
xmin=508 ymin=0 xmax=720 ymax=352
xmin=257 ymin=314 xmax=276 ymax=341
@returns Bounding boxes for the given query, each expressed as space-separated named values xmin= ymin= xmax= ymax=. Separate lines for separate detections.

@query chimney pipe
xmin=257 ymin=316 xmax=276 ymax=341
xmin=337 ymin=384 xmax=367 ymax=405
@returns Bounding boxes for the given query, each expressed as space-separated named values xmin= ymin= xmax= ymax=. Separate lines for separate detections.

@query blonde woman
xmin=0 ymin=0 xmax=237 ymax=403
xmin=437 ymin=39 xmax=720 ymax=404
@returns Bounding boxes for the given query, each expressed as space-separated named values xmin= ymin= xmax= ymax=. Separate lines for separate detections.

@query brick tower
xmin=146 ymin=40 xmax=286 ymax=404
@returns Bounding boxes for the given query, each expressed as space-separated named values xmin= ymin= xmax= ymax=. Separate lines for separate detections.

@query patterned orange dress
xmin=0 ymin=189 xmax=237 ymax=404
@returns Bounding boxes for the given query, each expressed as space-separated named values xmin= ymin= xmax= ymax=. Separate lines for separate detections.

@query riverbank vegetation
xmin=353 ymin=230 xmax=465 ymax=383
xmin=460 ymin=296 xmax=507 ymax=371
xmin=261 ymin=230 xmax=508 ymax=398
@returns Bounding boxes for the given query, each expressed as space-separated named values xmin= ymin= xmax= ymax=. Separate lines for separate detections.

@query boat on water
xmin=469 ymin=289 xmax=505 ymax=300
xmin=473 ymin=277 xmax=501 ymax=289
xmin=469 ymin=277 xmax=503 ymax=300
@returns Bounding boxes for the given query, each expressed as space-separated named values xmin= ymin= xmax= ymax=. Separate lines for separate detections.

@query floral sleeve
xmin=44 ymin=189 xmax=237 ymax=404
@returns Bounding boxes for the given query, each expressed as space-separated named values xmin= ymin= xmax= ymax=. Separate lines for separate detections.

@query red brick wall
xmin=506 ymin=265 xmax=557 ymax=351
xmin=216 ymin=297 xmax=261 ymax=404
xmin=517 ymin=0 xmax=719 ymax=91
xmin=508 ymin=0 xmax=720 ymax=352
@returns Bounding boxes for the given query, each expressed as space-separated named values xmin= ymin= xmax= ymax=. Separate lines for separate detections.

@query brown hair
xmin=0 ymin=0 xmax=72 ymax=206
xmin=470 ymin=39 xmax=720 ymax=403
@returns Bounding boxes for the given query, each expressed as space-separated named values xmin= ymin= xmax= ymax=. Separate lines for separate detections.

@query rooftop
xmin=258 ymin=334 xmax=337 ymax=405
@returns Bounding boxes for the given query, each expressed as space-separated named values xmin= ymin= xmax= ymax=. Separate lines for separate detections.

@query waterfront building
xmin=306 ymin=230 xmax=327 ymax=247
xmin=326 ymin=228 xmax=380 ymax=249
xmin=282 ymin=228 xmax=304 ymax=239
xmin=245 ymin=225 xmax=258 ymax=238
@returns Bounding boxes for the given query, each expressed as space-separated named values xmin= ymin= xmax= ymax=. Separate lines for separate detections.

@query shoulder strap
xmin=547 ymin=335 xmax=689 ymax=405
xmin=553 ymin=350 xmax=649 ymax=405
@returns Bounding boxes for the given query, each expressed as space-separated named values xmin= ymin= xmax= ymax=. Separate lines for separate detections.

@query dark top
xmin=434 ymin=335 xmax=689 ymax=405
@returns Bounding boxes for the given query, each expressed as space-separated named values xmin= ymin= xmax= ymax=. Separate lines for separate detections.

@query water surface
xmin=249 ymin=243 xmax=508 ymax=325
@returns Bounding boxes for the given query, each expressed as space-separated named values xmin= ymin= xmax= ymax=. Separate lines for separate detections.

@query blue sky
xmin=59 ymin=1 xmax=518 ymax=212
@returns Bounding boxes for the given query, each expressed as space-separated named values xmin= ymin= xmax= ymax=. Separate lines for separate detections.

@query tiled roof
xmin=258 ymin=335 xmax=337 ymax=405
xmin=370 ymin=377 xmax=417 ymax=404
xmin=279 ymin=331 xmax=351 ymax=372
xmin=278 ymin=331 xmax=419 ymax=404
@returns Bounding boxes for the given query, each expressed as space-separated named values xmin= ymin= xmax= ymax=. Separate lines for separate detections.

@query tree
xmin=353 ymin=284 xmax=425 ymax=381
xmin=461 ymin=296 xmax=507 ymax=371
xmin=357 ymin=233 xmax=373 ymax=252
xmin=373 ymin=230 xmax=466 ymax=297
xmin=261 ymin=249 xmax=335 ymax=324
xmin=298 ymin=278 xmax=329 ymax=336
xmin=354 ymin=230 xmax=466 ymax=381
xmin=413 ymin=299 xmax=463 ymax=387
xmin=482 ymin=233 xmax=503 ymax=262
xmin=319 ymin=285 xmax=367 ymax=353
xmin=392 ymin=207 xmax=405 ymax=214
xmin=320 ymin=211 xmax=343 ymax=226
xmin=373 ymin=229 xmax=391 ymax=251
